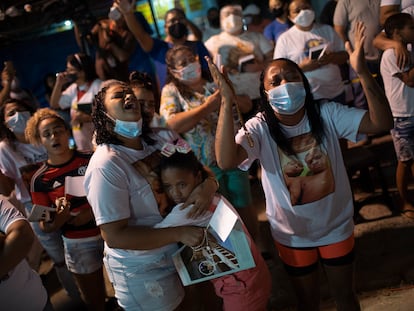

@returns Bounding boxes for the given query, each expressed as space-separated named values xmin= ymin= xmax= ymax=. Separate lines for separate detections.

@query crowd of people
xmin=0 ymin=0 xmax=413 ymax=310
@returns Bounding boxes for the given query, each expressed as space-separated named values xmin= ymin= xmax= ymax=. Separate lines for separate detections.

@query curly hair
xmin=0 ymin=98 xmax=37 ymax=144
xmin=165 ymin=44 xmax=212 ymax=100
xmin=258 ymin=58 xmax=325 ymax=156
xmin=25 ymin=108 xmax=68 ymax=146
xmin=92 ymin=80 xmax=155 ymax=146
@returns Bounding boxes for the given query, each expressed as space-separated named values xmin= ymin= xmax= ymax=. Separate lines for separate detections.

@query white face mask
xmin=6 ymin=111 xmax=31 ymax=134
xmin=221 ymin=14 xmax=244 ymax=34
xmin=266 ymin=82 xmax=306 ymax=115
xmin=105 ymin=112 xmax=143 ymax=139
xmin=172 ymin=61 xmax=201 ymax=83
xmin=292 ymin=9 xmax=315 ymax=28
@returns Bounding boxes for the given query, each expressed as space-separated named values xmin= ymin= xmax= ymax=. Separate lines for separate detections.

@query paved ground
xmin=41 ymin=178 xmax=414 ymax=310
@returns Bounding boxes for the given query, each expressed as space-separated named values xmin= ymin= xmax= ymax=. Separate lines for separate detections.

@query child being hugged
xmin=156 ymin=143 xmax=272 ymax=311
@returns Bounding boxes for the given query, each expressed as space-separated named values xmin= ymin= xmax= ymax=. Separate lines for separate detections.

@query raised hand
xmin=205 ymin=56 xmax=236 ymax=105
xmin=115 ymin=0 xmax=135 ymax=14
xmin=345 ymin=21 xmax=368 ymax=75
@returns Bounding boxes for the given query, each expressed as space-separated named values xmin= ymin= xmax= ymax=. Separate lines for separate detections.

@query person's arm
xmin=39 ymin=197 xmax=72 ymax=233
xmin=184 ymin=18 xmax=203 ymax=42
xmin=235 ymin=95 xmax=253 ymax=114
xmin=380 ymin=4 xmax=400 ymax=26
xmin=105 ymin=29 xmax=137 ymax=63
xmin=348 ymin=22 xmax=393 ymax=134
xmin=395 ymin=66 xmax=414 ymax=87
xmin=333 ymin=24 xmax=349 ymax=44
xmin=318 ymin=50 xmax=349 ymax=66
xmin=49 ymin=73 xmax=68 ymax=109
xmin=161 ymin=89 xmax=221 ymax=134
xmin=115 ymin=0 xmax=154 ymax=52
xmin=0 ymin=171 xmax=15 ymax=197
xmin=181 ymin=167 xmax=219 ymax=218
xmin=99 ymin=220 xmax=204 ymax=250
xmin=0 ymin=218 xmax=34 ymax=277
xmin=373 ymin=31 xmax=409 ymax=68
xmin=206 ymin=58 xmax=248 ymax=169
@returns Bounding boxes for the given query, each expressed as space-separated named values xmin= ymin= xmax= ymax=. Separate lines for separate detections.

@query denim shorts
xmin=391 ymin=117 xmax=414 ymax=162
xmin=25 ymin=202 xmax=66 ymax=264
xmin=104 ymin=248 xmax=184 ymax=311
xmin=62 ymin=235 xmax=104 ymax=274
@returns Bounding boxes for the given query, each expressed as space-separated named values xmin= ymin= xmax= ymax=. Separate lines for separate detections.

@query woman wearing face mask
xmin=50 ymin=53 xmax=102 ymax=152
xmin=210 ymin=22 xmax=393 ymax=310
xmin=160 ymin=45 xmax=259 ymax=239
xmin=84 ymin=80 xmax=219 ymax=310
xmin=274 ymin=0 xmax=349 ymax=105
xmin=0 ymin=99 xmax=81 ymax=300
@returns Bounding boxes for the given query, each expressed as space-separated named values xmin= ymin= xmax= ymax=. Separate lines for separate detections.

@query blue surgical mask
xmin=6 ymin=111 xmax=31 ymax=134
xmin=266 ymin=82 xmax=306 ymax=115
xmin=105 ymin=112 xmax=143 ymax=138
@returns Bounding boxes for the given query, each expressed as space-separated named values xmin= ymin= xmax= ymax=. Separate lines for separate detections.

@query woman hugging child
xmin=155 ymin=142 xmax=272 ymax=311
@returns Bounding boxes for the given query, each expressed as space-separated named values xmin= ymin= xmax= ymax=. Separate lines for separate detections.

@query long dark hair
xmin=259 ymin=58 xmax=325 ymax=155
xmin=165 ymin=44 xmax=211 ymax=100
xmin=92 ymin=80 xmax=154 ymax=146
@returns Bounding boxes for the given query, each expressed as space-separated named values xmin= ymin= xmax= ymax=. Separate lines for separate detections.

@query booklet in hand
xmin=27 ymin=204 xmax=56 ymax=222
xmin=309 ymin=43 xmax=327 ymax=60
xmin=171 ymin=198 xmax=255 ymax=286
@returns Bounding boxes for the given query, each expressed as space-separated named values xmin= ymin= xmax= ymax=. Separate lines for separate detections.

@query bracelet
xmin=207 ymin=176 xmax=219 ymax=191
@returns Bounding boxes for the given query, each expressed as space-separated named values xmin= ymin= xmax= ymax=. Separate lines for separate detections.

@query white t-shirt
xmin=205 ymin=31 xmax=273 ymax=99
xmin=0 ymin=141 xmax=47 ymax=205
xmin=235 ymin=102 xmax=366 ymax=247
xmin=0 ymin=196 xmax=48 ymax=310
xmin=84 ymin=142 xmax=178 ymax=259
xmin=58 ymin=79 xmax=102 ymax=152
xmin=274 ymin=24 xmax=345 ymax=100
xmin=380 ymin=48 xmax=414 ymax=117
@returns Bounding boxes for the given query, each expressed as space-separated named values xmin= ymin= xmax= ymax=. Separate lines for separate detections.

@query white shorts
xmin=63 ymin=235 xmax=104 ymax=274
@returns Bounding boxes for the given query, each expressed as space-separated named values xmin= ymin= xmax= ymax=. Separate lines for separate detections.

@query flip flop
xmin=401 ymin=209 xmax=414 ymax=220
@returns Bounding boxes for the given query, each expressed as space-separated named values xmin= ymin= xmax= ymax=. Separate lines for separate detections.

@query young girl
xmin=26 ymin=108 xmax=106 ymax=310
xmin=157 ymin=145 xmax=272 ymax=311
xmin=381 ymin=12 xmax=414 ymax=219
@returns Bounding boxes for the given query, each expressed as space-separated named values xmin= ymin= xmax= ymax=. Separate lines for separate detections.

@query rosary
xmin=190 ymin=226 xmax=217 ymax=276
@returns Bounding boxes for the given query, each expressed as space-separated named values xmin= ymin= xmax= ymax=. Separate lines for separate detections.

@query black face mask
xmin=168 ymin=22 xmax=188 ymax=39
xmin=208 ymin=16 xmax=220 ymax=28
xmin=272 ymin=7 xmax=284 ymax=18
